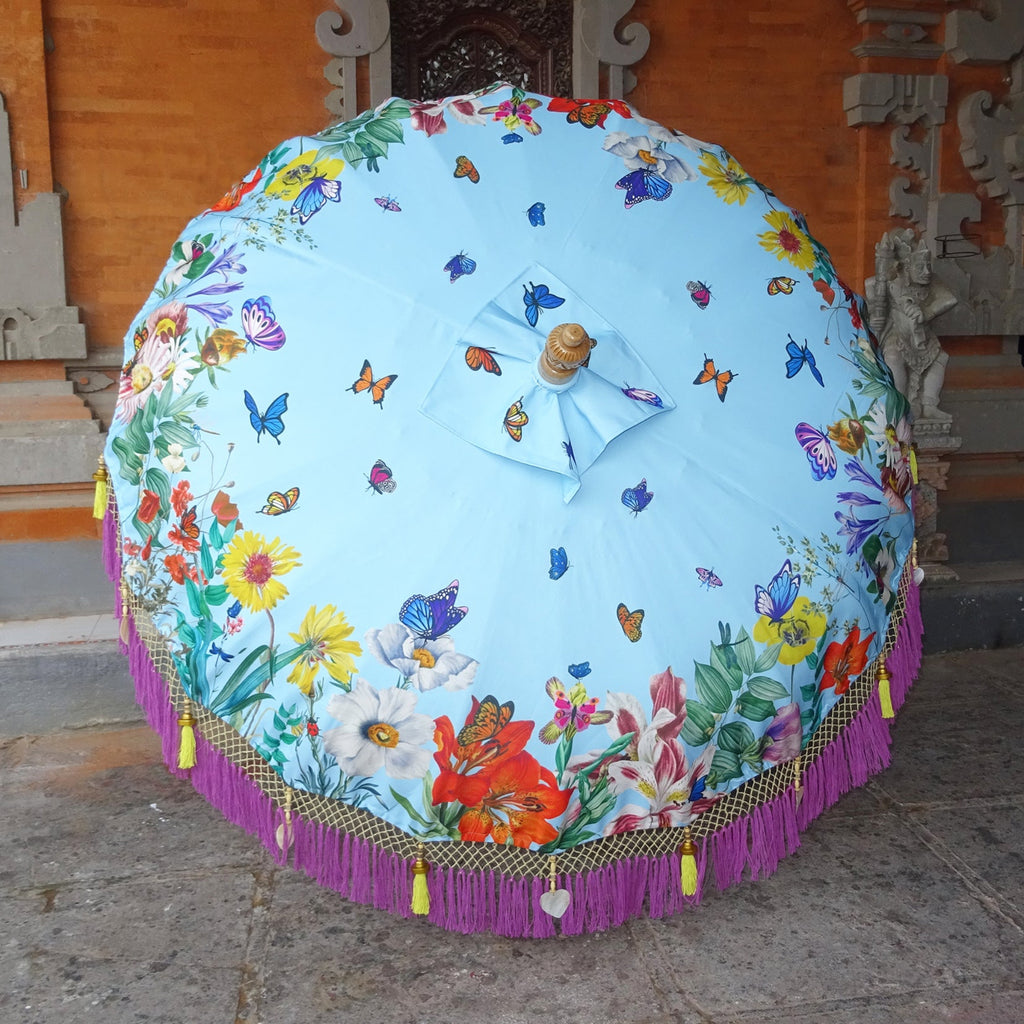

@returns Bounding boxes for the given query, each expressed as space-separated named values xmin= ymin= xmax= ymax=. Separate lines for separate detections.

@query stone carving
xmin=866 ymin=228 xmax=956 ymax=424
xmin=0 ymin=93 xmax=85 ymax=360
xmin=850 ymin=6 xmax=943 ymax=61
xmin=317 ymin=1 xmax=649 ymax=117
xmin=316 ymin=0 xmax=392 ymax=120
xmin=947 ymin=0 xmax=1024 ymax=66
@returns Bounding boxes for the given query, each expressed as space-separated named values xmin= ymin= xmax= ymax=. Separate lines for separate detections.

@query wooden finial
xmin=538 ymin=322 xmax=595 ymax=384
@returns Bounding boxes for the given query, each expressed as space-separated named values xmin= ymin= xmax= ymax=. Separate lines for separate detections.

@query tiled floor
xmin=2 ymin=648 xmax=1022 ymax=1024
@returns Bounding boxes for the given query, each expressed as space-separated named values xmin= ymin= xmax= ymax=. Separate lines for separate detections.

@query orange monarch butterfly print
xmin=693 ymin=354 xmax=737 ymax=403
xmin=504 ymin=396 xmax=528 ymax=441
xmin=453 ymin=155 xmax=480 ymax=183
xmin=767 ymin=276 xmax=797 ymax=296
xmin=259 ymin=487 xmax=299 ymax=516
xmin=566 ymin=100 xmax=613 ymax=128
xmin=457 ymin=695 xmax=515 ymax=746
xmin=347 ymin=359 xmax=397 ymax=408
xmin=178 ymin=505 xmax=200 ymax=541
xmin=465 ymin=346 xmax=501 ymax=375
xmin=616 ymin=603 xmax=644 ymax=643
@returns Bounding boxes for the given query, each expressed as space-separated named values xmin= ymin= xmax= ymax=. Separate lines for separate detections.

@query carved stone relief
xmin=316 ymin=0 xmax=649 ymax=120
xmin=0 ymin=93 xmax=85 ymax=359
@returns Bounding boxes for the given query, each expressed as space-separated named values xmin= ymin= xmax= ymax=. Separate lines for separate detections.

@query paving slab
xmin=2 ymin=645 xmax=1023 ymax=1023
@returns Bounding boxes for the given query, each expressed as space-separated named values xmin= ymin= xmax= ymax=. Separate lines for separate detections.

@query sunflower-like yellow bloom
xmin=287 ymin=604 xmax=362 ymax=695
xmin=699 ymin=151 xmax=754 ymax=205
xmin=758 ymin=210 xmax=815 ymax=270
xmin=752 ymin=596 xmax=827 ymax=665
xmin=222 ymin=531 xmax=301 ymax=613
xmin=264 ymin=151 xmax=345 ymax=202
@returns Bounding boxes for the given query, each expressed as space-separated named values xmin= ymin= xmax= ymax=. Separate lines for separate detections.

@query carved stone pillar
xmin=913 ymin=423 xmax=962 ymax=582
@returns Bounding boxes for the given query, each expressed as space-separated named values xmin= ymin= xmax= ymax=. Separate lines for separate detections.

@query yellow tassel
xmin=877 ymin=659 xmax=894 ymax=719
xmin=92 ymin=455 xmax=108 ymax=520
xmin=792 ymin=754 xmax=803 ymax=808
xmin=909 ymin=445 xmax=919 ymax=485
xmin=680 ymin=826 xmax=698 ymax=896
xmin=177 ymin=702 xmax=198 ymax=769
xmin=411 ymin=843 xmax=430 ymax=915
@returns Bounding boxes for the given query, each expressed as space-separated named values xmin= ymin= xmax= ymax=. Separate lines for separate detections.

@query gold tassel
xmin=92 ymin=454 xmax=108 ymax=520
xmin=411 ymin=842 xmax=430 ymax=916
xmin=877 ymin=658 xmax=894 ymax=719
xmin=680 ymin=825 xmax=698 ymax=896
xmin=176 ymin=701 xmax=198 ymax=769
xmin=792 ymin=754 xmax=803 ymax=808
xmin=909 ymin=444 xmax=919 ymax=485
xmin=118 ymin=579 xmax=131 ymax=644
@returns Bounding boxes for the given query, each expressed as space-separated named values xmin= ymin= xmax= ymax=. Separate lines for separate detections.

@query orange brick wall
xmin=44 ymin=0 xmax=335 ymax=353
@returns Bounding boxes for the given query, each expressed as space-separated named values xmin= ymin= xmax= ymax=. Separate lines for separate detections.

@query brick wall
xmin=44 ymin=0 xmax=334 ymax=356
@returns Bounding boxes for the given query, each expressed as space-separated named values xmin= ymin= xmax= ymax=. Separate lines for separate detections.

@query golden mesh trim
xmin=114 ymin=498 xmax=911 ymax=880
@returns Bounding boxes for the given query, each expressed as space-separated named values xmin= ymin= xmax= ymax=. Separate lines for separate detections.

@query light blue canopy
xmin=106 ymin=84 xmax=914 ymax=865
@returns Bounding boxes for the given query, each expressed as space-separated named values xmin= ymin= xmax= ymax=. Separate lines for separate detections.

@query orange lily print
xmin=432 ymin=696 xmax=532 ymax=807
xmin=819 ymin=626 xmax=876 ymax=695
xmin=457 ymin=751 xmax=571 ymax=848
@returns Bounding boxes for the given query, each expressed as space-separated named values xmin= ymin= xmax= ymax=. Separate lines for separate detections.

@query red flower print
xmin=819 ymin=627 xmax=875 ymax=695
xmin=171 ymin=480 xmax=193 ymax=517
xmin=138 ymin=489 xmax=161 ymax=524
xmin=457 ymin=751 xmax=571 ymax=848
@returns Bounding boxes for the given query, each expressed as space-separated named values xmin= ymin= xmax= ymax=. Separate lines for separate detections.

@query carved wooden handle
xmin=538 ymin=323 xmax=596 ymax=384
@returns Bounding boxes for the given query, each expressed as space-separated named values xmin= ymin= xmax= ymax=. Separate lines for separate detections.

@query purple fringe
xmin=115 ymin=558 xmax=923 ymax=935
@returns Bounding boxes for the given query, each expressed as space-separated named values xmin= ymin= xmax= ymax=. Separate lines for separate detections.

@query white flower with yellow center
xmin=321 ymin=679 xmax=434 ymax=780
xmin=363 ymin=623 xmax=478 ymax=692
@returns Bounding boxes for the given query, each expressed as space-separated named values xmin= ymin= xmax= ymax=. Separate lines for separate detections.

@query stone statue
xmin=865 ymin=228 xmax=956 ymax=424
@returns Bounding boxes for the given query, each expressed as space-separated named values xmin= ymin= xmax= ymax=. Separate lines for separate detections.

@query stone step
xmin=0 ymin=378 xmax=73 ymax=397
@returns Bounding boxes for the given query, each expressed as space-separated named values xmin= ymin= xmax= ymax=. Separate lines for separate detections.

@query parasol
xmin=99 ymin=83 xmax=923 ymax=937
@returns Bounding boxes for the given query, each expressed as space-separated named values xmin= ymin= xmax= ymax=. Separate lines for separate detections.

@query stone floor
xmin=1 ymin=647 xmax=1022 ymax=1024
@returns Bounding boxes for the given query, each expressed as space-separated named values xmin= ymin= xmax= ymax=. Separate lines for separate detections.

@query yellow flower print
xmin=222 ymin=531 xmax=301 ymax=613
xmin=265 ymin=150 xmax=345 ymax=202
xmin=287 ymin=604 xmax=363 ymax=695
xmin=758 ymin=210 xmax=815 ymax=270
xmin=699 ymin=150 xmax=754 ymax=205
xmin=752 ymin=596 xmax=827 ymax=665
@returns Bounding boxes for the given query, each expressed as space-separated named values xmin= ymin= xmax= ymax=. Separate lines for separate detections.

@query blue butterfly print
xmin=621 ymin=478 xmax=653 ymax=516
xmin=785 ymin=334 xmax=824 ymax=387
xmin=549 ymin=546 xmax=569 ymax=580
xmin=615 ymin=168 xmax=672 ymax=208
xmin=444 ymin=252 xmax=477 ymax=282
xmin=754 ymin=559 xmax=801 ymax=623
xmin=562 ymin=440 xmax=577 ymax=473
xmin=290 ymin=175 xmax=342 ymax=224
xmin=502 ymin=132 xmax=524 ymax=144
xmin=226 ymin=600 xmax=242 ymax=619
xmin=244 ymin=390 xmax=288 ymax=444
xmin=522 ymin=281 xmax=565 ymax=327
xmin=568 ymin=662 xmax=591 ymax=679
xmin=527 ymin=202 xmax=546 ymax=226
xmin=399 ymin=579 xmax=468 ymax=640
xmin=688 ymin=773 xmax=708 ymax=802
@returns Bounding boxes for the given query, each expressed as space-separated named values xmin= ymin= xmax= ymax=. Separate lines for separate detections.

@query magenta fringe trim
xmin=117 ymin=570 xmax=923 ymax=936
